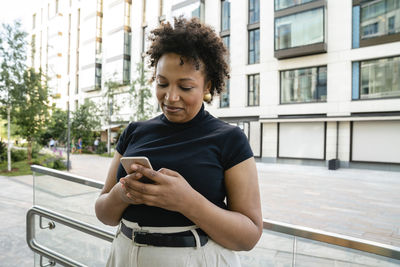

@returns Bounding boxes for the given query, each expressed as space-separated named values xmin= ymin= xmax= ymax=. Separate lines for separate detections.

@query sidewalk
xmin=1 ymin=154 xmax=399 ymax=266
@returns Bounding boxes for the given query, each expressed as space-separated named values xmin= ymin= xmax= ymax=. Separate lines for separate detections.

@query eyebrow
xmin=156 ymin=74 xmax=195 ymax=82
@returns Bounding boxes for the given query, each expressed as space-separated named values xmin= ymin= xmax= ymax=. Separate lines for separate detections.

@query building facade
xmin=29 ymin=0 xmax=400 ymax=170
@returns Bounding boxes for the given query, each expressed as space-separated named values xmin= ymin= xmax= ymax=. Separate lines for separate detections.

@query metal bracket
xmin=40 ymin=216 xmax=56 ymax=230
xmin=40 ymin=255 xmax=56 ymax=267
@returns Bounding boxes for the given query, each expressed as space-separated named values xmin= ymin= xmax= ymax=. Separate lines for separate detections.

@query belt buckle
xmin=133 ymin=230 xmax=149 ymax=247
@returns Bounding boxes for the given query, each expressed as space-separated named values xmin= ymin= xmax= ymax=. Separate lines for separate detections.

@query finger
xmin=131 ymin=164 xmax=167 ymax=184
xmin=158 ymin=168 xmax=180 ymax=177
xmin=129 ymin=180 xmax=159 ymax=196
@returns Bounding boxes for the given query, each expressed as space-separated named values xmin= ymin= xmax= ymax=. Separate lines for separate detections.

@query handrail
xmin=263 ymin=219 xmax=400 ymax=260
xmin=31 ymin=165 xmax=104 ymax=189
xmin=27 ymin=206 xmax=114 ymax=267
xmin=29 ymin=165 xmax=400 ymax=263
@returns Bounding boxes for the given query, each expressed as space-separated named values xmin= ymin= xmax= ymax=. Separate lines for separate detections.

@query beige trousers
xmin=106 ymin=219 xmax=241 ymax=267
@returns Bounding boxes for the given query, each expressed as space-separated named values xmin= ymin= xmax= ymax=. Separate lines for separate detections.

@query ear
xmin=204 ymin=80 xmax=212 ymax=94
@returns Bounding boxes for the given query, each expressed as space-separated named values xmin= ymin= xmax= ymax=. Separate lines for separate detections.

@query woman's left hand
xmin=119 ymin=164 xmax=196 ymax=213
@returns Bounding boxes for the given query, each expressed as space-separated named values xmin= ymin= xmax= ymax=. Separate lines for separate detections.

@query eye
xmin=157 ymin=83 xmax=168 ymax=88
xmin=179 ymin=86 xmax=193 ymax=91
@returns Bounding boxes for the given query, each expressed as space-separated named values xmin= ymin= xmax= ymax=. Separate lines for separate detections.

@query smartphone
xmin=120 ymin=156 xmax=154 ymax=184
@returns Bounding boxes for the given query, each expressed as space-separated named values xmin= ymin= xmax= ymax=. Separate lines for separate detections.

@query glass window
xmin=361 ymin=0 xmax=400 ymax=39
xmin=172 ymin=0 xmax=203 ymax=22
xmin=123 ymin=58 xmax=131 ymax=84
xmin=95 ymin=64 xmax=102 ymax=89
xmin=280 ymin=66 xmax=327 ymax=104
xmin=360 ymin=56 xmax=400 ymax=99
xmin=275 ymin=0 xmax=316 ymax=11
xmin=249 ymin=29 xmax=260 ymax=64
xmin=124 ymin=31 xmax=131 ymax=56
xmin=220 ymin=80 xmax=230 ymax=108
xmin=249 ymin=0 xmax=260 ymax=24
xmin=248 ymin=74 xmax=260 ymax=106
xmin=221 ymin=0 xmax=230 ymax=31
xmin=275 ymin=8 xmax=324 ymax=50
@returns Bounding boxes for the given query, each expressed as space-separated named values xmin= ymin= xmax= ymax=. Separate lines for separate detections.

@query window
xmin=123 ymin=56 xmax=131 ymax=84
xmin=361 ymin=0 xmax=400 ymax=39
xmin=95 ymin=0 xmax=103 ymax=88
xmin=249 ymin=29 xmax=260 ymax=64
xmin=274 ymin=0 xmax=326 ymax=59
xmin=221 ymin=0 xmax=230 ymax=32
xmin=353 ymin=56 xmax=400 ymax=100
xmin=353 ymin=0 xmax=400 ymax=48
xmin=249 ymin=0 xmax=260 ymax=24
xmin=275 ymin=8 xmax=324 ymax=50
xmin=171 ymin=0 xmax=204 ymax=22
xmin=275 ymin=0 xmax=316 ymax=11
xmin=248 ymin=0 xmax=260 ymax=64
xmin=220 ymin=80 xmax=230 ymax=108
xmin=280 ymin=66 xmax=327 ymax=104
xmin=95 ymin=64 xmax=102 ymax=89
xmin=248 ymin=74 xmax=260 ymax=106
xmin=220 ymin=1 xmax=230 ymax=108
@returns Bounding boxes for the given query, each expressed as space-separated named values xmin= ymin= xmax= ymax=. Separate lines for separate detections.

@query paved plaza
xmin=1 ymin=153 xmax=399 ymax=266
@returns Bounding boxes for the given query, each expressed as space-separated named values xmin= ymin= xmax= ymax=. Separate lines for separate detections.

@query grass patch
xmin=0 ymin=160 xmax=32 ymax=176
xmin=99 ymin=152 xmax=114 ymax=158
xmin=0 ymin=154 xmax=67 ymax=176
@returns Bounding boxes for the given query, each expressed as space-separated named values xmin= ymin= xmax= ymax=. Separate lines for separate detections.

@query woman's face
xmin=155 ymin=53 xmax=211 ymax=123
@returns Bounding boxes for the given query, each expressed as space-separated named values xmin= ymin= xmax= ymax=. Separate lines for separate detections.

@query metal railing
xmin=27 ymin=165 xmax=400 ymax=266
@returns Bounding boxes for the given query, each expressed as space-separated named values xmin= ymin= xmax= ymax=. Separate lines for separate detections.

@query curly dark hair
xmin=146 ymin=17 xmax=230 ymax=101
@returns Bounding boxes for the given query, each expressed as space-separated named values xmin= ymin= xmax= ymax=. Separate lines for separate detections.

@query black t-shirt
xmin=116 ymin=105 xmax=253 ymax=226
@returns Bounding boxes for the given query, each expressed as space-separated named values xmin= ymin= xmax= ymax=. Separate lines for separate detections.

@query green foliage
xmin=96 ymin=141 xmax=107 ymax=154
xmin=129 ymin=62 xmax=153 ymax=121
xmin=0 ymin=20 xmax=27 ymax=110
xmin=11 ymin=149 xmax=27 ymax=162
xmin=0 ymin=140 xmax=6 ymax=161
xmin=11 ymin=68 xmax=50 ymax=161
xmin=71 ymin=101 xmax=100 ymax=147
xmin=0 ymin=160 xmax=31 ymax=176
xmin=39 ymin=108 xmax=68 ymax=145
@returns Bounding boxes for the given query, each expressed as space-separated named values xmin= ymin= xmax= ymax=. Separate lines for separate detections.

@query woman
xmin=95 ymin=17 xmax=262 ymax=267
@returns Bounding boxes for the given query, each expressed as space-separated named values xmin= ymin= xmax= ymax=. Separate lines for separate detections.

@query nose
xmin=165 ymin=87 xmax=180 ymax=102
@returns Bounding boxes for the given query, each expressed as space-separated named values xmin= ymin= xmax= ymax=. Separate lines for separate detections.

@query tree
xmin=129 ymin=62 xmax=153 ymax=121
xmin=71 ymin=101 xmax=100 ymax=148
xmin=39 ymin=107 xmax=68 ymax=146
xmin=12 ymin=68 xmax=50 ymax=161
xmin=103 ymin=76 xmax=124 ymax=155
xmin=0 ymin=20 xmax=27 ymax=170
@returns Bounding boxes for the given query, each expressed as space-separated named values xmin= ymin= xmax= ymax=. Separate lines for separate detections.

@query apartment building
xmin=29 ymin=0 xmax=400 ymax=170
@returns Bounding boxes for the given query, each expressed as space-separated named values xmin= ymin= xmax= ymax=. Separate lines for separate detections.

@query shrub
xmin=96 ymin=141 xmax=107 ymax=154
xmin=11 ymin=149 xmax=27 ymax=162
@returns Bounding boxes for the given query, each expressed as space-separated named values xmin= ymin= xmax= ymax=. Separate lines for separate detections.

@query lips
xmin=163 ymin=104 xmax=183 ymax=113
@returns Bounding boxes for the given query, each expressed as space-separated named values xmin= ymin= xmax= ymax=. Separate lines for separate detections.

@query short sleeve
xmin=221 ymin=126 xmax=254 ymax=170
xmin=116 ymin=123 xmax=134 ymax=155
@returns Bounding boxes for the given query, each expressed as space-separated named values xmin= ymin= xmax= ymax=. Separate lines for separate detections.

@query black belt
xmin=120 ymin=222 xmax=208 ymax=247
